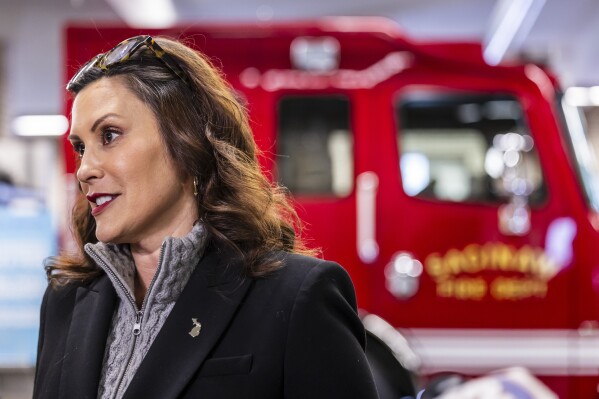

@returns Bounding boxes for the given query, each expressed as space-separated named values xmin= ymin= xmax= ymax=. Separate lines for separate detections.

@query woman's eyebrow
xmin=90 ymin=113 xmax=120 ymax=132
xmin=67 ymin=112 xmax=121 ymax=142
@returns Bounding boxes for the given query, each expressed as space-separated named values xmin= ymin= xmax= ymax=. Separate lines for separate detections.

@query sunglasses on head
xmin=67 ymin=35 xmax=189 ymax=91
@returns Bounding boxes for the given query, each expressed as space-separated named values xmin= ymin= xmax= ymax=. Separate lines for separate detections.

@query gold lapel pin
xmin=189 ymin=318 xmax=202 ymax=338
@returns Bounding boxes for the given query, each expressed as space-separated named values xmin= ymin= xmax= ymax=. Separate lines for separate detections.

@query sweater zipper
xmin=88 ymin=243 xmax=166 ymax=398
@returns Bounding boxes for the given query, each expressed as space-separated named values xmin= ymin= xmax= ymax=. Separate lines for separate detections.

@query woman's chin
xmin=94 ymin=229 xmax=121 ymax=244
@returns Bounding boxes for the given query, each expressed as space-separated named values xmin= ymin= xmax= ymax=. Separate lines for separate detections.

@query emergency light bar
xmin=290 ymin=36 xmax=340 ymax=72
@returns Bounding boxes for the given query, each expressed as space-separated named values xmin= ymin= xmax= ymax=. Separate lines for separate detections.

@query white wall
xmin=0 ymin=1 xmax=118 ymax=126
xmin=0 ymin=0 xmax=119 ymax=200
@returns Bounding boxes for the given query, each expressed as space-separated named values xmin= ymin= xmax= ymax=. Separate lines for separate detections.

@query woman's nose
xmin=76 ymin=149 xmax=103 ymax=184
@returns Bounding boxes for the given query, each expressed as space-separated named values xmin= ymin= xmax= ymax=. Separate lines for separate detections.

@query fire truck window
xmin=397 ymin=94 xmax=546 ymax=205
xmin=277 ymin=96 xmax=352 ymax=196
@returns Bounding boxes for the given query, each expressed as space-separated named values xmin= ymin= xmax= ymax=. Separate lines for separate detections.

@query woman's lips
xmin=88 ymin=194 xmax=118 ymax=216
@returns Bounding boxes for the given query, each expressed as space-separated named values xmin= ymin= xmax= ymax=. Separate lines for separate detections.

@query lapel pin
xmin=189 ymin=318 xmax=202 ymax=338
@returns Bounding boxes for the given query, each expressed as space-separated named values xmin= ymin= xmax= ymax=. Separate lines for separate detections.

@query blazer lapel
xmin=123 ymin=246 xmax=253 ymax=399
xmin=59 ymin=274 xmax=116 ymax=399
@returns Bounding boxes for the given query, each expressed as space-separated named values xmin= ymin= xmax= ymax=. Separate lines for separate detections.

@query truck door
xmin=363 ymin=72 xmax=579 ymax=388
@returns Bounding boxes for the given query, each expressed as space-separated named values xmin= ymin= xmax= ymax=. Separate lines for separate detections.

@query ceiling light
xmin=12 ymin=115 xmax=69 ymax=137
xmin=104 ymin=0 xmax=177 ymax=28
xmin=564 ymin=87 xmax=599 ymax=107
xmin=483 ymin=0 xmax=546 ymax=66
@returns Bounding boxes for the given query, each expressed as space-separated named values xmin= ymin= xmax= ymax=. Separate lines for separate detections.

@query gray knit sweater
xmin=84 ymin=224 xmax=208 ymax=399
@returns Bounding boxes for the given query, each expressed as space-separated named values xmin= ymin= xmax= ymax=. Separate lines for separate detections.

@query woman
xmin=33 ymin=36 xmax=379 ymax=399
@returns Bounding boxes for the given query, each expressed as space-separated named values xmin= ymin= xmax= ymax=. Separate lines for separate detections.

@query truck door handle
xmin=357 ymin=171 xmax=379 ymax=263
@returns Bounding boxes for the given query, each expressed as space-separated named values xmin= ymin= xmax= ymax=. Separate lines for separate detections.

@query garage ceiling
xmin=1 ymin=0 xmax=598 ymax=123
xmin=96 ymin=0 xmax=599 ymax=87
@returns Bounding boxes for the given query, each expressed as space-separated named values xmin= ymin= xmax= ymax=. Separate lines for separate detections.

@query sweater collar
xmin=84 ymin=223 xmax=208 ymax=306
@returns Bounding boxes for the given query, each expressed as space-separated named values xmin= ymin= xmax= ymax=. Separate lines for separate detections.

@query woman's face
xmin=69 ymin=77 xmax=198 ymax=248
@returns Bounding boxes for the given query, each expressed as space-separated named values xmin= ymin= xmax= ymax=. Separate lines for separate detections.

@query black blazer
xmin=34 ymin=244 xmax=379 ymax=399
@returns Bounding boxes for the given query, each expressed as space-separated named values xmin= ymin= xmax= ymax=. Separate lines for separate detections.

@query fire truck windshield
xmin=560 ymin=98 xmax=599 ymax=212
xmin=397 ymin=92 xmax=547 ymax=206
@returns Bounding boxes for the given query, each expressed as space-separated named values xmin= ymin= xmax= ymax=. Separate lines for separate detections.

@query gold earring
xmin=193 ymin=177 xmax=198 ymax=197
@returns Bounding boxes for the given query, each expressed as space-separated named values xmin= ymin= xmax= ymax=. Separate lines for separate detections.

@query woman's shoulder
xmin=275 ymin=251 xmax=347 ymax=277
xmin=261 ymin=251 xmax=355 ymax=296
xmin=276 ymin=251 xmax=326 ymax=267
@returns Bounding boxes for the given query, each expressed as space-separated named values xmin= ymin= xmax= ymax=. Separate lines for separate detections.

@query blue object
xmin=0 ymin=205 xmax=56 ymax=367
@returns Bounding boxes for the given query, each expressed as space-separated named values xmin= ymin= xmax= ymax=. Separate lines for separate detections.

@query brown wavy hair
xmin=46 ymin=36 xmax=314 ymax=285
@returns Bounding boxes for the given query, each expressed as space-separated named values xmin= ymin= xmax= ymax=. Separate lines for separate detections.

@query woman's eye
xmin=101 ymin=129 xmax=121 ymax=145
xmin=73 ymin=143 xmax=85 ymax=158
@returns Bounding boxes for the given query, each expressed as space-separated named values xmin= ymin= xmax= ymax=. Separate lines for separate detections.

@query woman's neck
xmin=131 ymin=246 xmax=162 ymax=307
xmin=129 ymin=219 xmax=197 ymax=305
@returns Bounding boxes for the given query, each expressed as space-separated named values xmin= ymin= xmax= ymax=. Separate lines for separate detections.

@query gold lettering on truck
xmin=424 ymin=242 xmax=558 ymax=301
xmin=437 ymin=277 xmax=487 ymax=300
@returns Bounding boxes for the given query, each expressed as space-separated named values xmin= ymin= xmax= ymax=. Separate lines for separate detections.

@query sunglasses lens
xmin=103 ymin=39 xmax=139 ymax=66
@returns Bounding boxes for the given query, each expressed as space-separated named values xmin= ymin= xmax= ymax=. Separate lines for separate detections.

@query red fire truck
xmin=64 ymin=17 xmax=599 ymax=398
